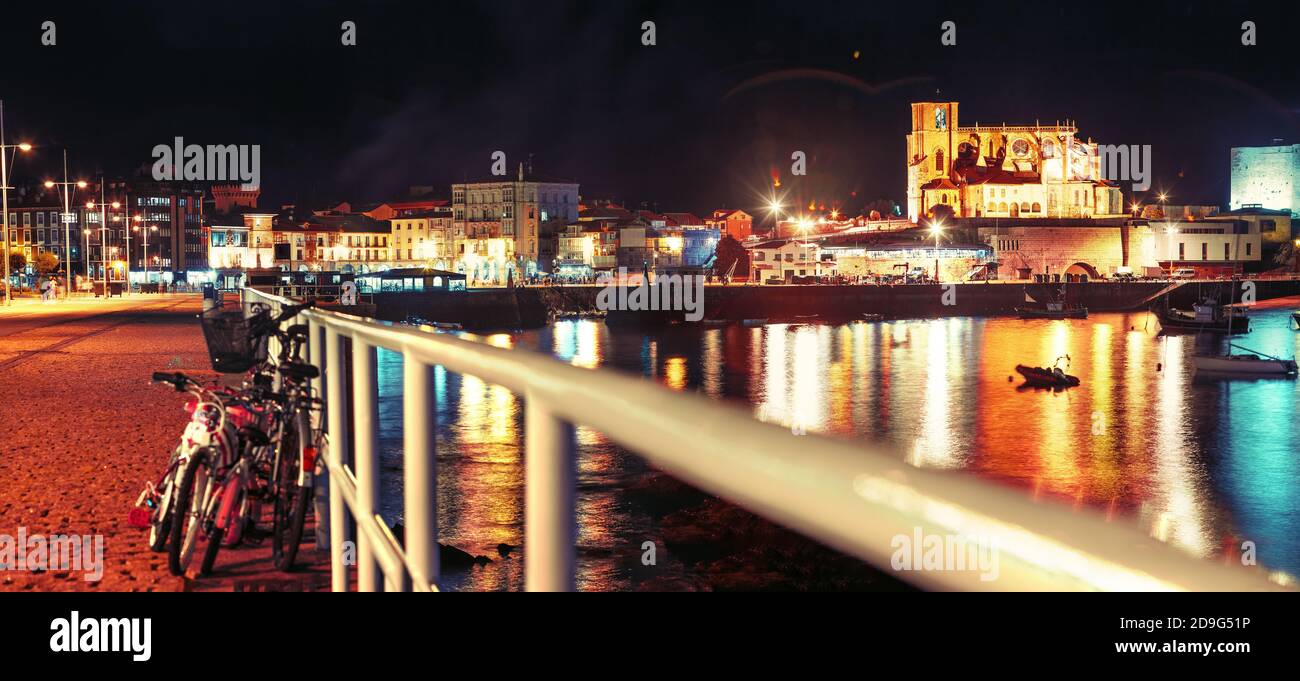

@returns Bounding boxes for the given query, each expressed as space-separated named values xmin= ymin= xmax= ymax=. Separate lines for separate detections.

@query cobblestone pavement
xmin=0 ymin=295 xmax=329 ymax=591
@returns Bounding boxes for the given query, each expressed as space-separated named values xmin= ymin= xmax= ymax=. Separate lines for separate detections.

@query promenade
xmin=0 ymin=295 xmax=328 ymax=591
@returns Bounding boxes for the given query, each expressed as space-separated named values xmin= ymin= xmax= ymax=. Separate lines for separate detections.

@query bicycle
xmin=249 ymin=313 xmax=322 ymax=572
xmin=140 ymin=299 xmax=318 ymax=577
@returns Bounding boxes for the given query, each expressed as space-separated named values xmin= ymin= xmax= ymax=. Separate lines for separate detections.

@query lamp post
xmin=83 ymin=229 xmax=91 ymax=287
xmin=87 ymin=186 xmax=120 ymax=299
xmin=0 ymin=100 xmax=33 ymax=305
xmin=136 ymin=223 xmax=157 ymax=287
xmin=44 ymin=152 xmax=88 ymax=299
xmin=929 ymin=219 xmax=945 ymax=282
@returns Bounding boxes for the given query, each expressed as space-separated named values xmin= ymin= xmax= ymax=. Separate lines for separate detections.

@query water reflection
xmin=376 ymin=306 xmax=1300 ymax=589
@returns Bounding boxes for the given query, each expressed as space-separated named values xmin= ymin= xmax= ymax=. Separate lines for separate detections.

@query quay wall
xmin=367 ymin=279 xmax=1300 ymax=329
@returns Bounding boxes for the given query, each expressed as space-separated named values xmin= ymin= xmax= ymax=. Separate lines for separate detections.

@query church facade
xmin=906 ymin=102 xmax=1126 ymax=223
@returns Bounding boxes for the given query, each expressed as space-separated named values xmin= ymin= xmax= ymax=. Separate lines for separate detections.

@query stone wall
xmin=979 ymin=224 xmax=1156 ymax=277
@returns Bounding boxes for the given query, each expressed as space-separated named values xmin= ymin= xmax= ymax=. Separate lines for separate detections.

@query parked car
xmin=904 ymin=267 xmax=930 ymax=284
xmin=1111 ymin=271 xmax=1138 ymax=282
xmin=1171 ymin=267 xmax=1197 ymax=279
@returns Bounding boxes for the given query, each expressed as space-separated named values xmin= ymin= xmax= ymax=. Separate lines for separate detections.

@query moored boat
xmin=1015 ymin=364 xmax=1081 ymax=388
xmin=860 ymin=313 xmax=885 ymax=322
xmin=1016 ymin=301 xmax=1088 ymax=319
xmin=1193 ymin=354 xmax=1298 ymax=375
xmin=742 ymin=318 xmax=769 ymax=327
xmin=1157 ymin=299 xmax=1249 ymax=334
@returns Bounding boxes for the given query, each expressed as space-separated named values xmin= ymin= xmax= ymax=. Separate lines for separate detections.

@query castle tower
xmin=212 ymin=183 xmax=261 ymax=213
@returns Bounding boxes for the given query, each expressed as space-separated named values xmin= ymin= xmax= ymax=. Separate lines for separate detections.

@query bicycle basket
xmin=199 ymin=305 xmax=270 ymax=373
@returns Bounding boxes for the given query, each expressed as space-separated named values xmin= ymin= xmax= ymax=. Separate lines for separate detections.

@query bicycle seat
xmin=279 ymin=362 xmax=319 ymax=381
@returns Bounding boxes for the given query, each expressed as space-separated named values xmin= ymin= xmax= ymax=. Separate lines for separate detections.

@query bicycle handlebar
xmin=151 ymin=371 xmax=192 ymax=390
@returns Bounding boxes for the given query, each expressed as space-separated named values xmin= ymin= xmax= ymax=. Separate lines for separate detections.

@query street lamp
xmin=135 ymin=223 xmax=157 ymax=286
xmin=929 ymin=219 xmax=944 ymax=282
xmin=0 ymin=99 xmax=33 ymax=305
xmin=44 ymin=152 xmax=88 ymax=299
xmin=87 ymin=191 xmax=121 ymax=298
xmin=83 ymin=229 xmax=91 ymax=286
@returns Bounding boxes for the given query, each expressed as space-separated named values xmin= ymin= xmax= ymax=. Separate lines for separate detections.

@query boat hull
xmin=1016 ymin=307 xmax=1088 ymax=320
xmin=1014 ymin=364 xmax=1081 ymax=388
xmin=1157 ymin=315 xmax=1250 ymax=334
xmin=1193 ymin=355 xmax=1298 ymax=374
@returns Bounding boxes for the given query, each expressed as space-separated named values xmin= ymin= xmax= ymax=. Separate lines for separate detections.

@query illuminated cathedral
xmin=906 ymin=102 xmax=1126 ymax=223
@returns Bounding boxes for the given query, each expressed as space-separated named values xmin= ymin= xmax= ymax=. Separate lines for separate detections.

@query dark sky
xmin=1 ymin=1 xmax=1298 ymax=217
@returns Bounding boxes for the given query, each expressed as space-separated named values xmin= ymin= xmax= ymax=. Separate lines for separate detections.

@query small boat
xmin=860 ymin=313 xmax=885 ymax=323
xmin=790 ymin=314 xmax=820 ymax=323
xmin=1157 ymin=298 xmax=1249 ymax=334
xmin=1291 ymin=311 xmax=1300 ymax=327
xmin=1015 ymin=364 xmax=1081 ymax=388
xmin=1015 ymin=355 xmax=1080 ymax=388
xmin=1016 ymin=301 xmax=1088 ymax=320
xmin=406 ymin=316 xmax=463 ymax=330
xmin=742 ymin=318 xmax=769 ymax=327
xmin=1194 ymin=344 xmax=1298 ymax=376
xmin=702 ymin=319 xmax=728 ymax=326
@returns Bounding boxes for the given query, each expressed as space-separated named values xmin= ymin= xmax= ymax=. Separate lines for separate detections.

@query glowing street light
xmin=0 ymin=99 xmax=33 ymax=305
xmin=86 ymin=195 xmax=122 ymax=298
xmin=929 ymin=220 xmax=945 ymax=282
xmin=44 ymin=153 xmax=89 ymax=298
xmin=135 ymin=223 xmax=158 ymax=284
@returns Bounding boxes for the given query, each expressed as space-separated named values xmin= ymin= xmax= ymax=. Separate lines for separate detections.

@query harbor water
xmin=373 ymin=304 xmax=1300 ymax=589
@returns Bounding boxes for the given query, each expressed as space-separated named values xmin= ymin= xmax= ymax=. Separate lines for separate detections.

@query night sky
xmin=1 ymin=1 xmax=1298 ymax=217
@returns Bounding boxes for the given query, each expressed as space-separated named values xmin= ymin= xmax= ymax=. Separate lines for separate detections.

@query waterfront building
xmin=556 ymin=220 xmax=619 ymax=277
xmin=451 ymin=166 xmax=580 ymax=279
xmin=681 ymin=226 xmax=721 ymax=270
xmin=970 ymin=217 xmax=1156 ymax=278
xmin=10 ymin=179 xmax=202 ymax=285
xmin=355 ymin=266 xmax=466 ymax=293
xmin=4 ymin=187 xmax=90 ymax=281
xmin=390 ymin=207 xmax=454 ymax=269
xmin=125 ymin=180 xmax=206 ymax=279
xmin=906 ymin=101 xmax=1126 ymax=222
xmin=1150 ymin=217 xmax=1262 ymax=277
xmin=826 ymin=242 xmax=994 ymax=282
xmin=747 ymin=239 xmax=835 ymax=283
xmin=311 ymin=213 xmax=391 ymax=272
xmin=708 ymin=209 xmax=753 ymax=241
xmin=1230 ymin=143 xmax=1300 ymax=216
xmin=1209 ymin=206 xmax=1294 ymax=249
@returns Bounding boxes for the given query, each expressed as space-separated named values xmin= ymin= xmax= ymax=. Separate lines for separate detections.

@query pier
xmin=0 ymin=295 xmax=330 ymax=591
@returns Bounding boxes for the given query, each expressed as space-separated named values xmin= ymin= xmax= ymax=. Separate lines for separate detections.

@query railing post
xmin=352 ymin=338 xmax=383 ymax=592
xmin=524 ymin=393 xmax=576 ymax=592
xmin=403 ymin=354 xmax=439 ymax=591
xmin=308 ymin=318 xmax=329 ymax=552
xmin=308 ymin=318 xmax=325 ymax=402
xmin=325 ymin=329 xmax=352 ymax=592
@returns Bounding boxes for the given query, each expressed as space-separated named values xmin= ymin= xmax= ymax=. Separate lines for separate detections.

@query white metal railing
xmin=242 ymin=287 xmax=1291 ymax=592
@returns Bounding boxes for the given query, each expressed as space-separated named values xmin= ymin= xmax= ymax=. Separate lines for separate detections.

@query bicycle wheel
xmin=168 ymin=449 xmax=213 ymax=576
xmin=272 ymin=416 xmax=312 ymax=572
xmin=200 ymin=475 xmax=244 ymax=576
xmin=147 ymin=450 xmax=182 ymax=552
